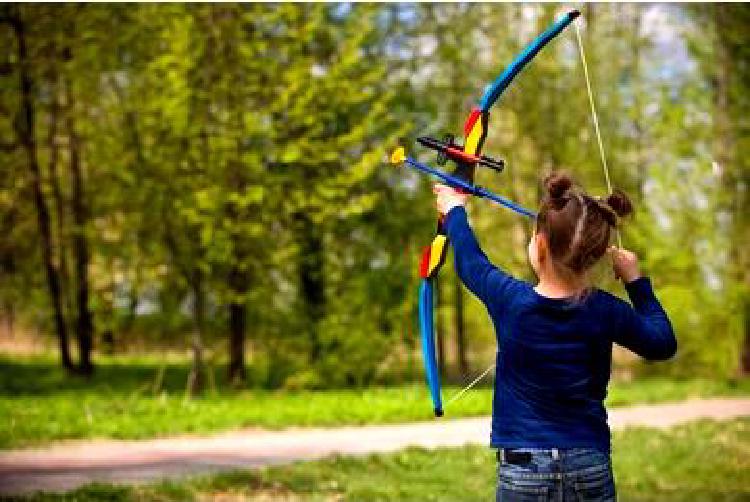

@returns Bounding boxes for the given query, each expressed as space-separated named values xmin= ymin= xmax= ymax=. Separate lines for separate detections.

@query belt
xmin=496 ymin=449 xmax=532 ymax=464
xmin=496 ymin=448 xmax=560 ymax=464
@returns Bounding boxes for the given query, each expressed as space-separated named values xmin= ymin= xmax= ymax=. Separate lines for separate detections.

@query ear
xmin=535 ymin=232 xmax=548 ymax=263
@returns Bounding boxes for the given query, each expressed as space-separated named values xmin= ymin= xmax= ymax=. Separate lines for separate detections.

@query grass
xmin=12 ymin=418 xmax=750 ymax=501
xmin=1 ymin=354 xmax=748 ymax=449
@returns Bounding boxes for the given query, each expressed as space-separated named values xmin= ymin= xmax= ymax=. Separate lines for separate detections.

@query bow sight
xmin=417 ymin=135 xmax=505 ymax=174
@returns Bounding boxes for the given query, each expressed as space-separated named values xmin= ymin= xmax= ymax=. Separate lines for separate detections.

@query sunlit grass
xmin=1 ymin=354 xmax=748 ymax=449
xmin=14 ymin=419 xmax=750 ymax=501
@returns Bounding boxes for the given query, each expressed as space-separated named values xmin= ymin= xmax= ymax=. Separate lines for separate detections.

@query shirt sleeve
xmin=612 ymin=277 xmax=677 ymax=361
xmin=443 ymin=206 xmax=520 ymax=312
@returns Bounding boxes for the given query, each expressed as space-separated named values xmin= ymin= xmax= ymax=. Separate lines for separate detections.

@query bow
xmin=391 ymin=9 xmax=580 ymax=417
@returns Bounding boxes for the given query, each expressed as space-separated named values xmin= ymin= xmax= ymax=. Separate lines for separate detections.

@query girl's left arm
xmin=443 ymin=206 xmax=520 ymax=309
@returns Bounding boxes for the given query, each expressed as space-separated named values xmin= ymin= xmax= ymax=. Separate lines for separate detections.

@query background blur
xmin=2 ymin=3 xmax=747 ymax=388
xmin=1 ymin=3 xmax=748 ymax=500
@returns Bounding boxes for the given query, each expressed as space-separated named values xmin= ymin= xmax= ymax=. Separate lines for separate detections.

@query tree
xmin=3 ymin=6 xmax=74 ymax=371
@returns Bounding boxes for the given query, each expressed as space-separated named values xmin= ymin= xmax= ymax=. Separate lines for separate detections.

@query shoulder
xmin=497 ymin=279 xmax=539 ymax=304
xmin=588 ymin=288 xmax=631 ymax=313
xmin=486 ymin=275 xmax=533 ymax=308
xmin=486 ymin=269 xmax=529 ymax=294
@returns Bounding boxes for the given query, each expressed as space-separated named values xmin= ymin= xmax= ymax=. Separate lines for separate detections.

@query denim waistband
xmin=497 ymin=447 xmax=611 ymax=474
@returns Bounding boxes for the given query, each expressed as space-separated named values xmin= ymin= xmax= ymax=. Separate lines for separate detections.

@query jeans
xmin=496 ymin=448 xmax=616 ymax=502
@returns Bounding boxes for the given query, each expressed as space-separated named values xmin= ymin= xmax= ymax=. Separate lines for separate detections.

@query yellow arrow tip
xmin=390 ymin=147 xmax=406 ymax=165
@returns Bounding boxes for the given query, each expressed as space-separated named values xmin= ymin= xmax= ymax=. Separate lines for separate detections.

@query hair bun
xmin=543 ymin=172 xmax=574 ymax=199
xmin=605 ymin=189 xmax=633 ymax=218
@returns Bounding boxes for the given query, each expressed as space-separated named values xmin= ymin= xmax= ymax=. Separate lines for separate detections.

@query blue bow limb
xmin=419 ymin=279 xmax=443 ymax=417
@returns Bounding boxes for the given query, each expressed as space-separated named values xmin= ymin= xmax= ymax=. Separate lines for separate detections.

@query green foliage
xmin=0 ymin=4 xmax=748 ymax=385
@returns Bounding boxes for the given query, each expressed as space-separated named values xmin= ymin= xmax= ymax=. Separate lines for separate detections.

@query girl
xmin=434 ymin=173 xmax=676 ymax=502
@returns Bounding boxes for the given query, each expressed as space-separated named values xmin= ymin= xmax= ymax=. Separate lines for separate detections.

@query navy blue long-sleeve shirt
xmin=444 ymin=207 xmax=676 ymax=453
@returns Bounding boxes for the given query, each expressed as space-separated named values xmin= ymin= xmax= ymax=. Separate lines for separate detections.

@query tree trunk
xmin=46 ymin=68 xmax=75 ymax=339
xmin=65 ymin=90 xmax=94 ymax=376
xmin=187 ymin=268 xmax=206 ymax=397
xmin=227 ymin=261 xmax=248 ymax=385
xmin=454 ymin=274 xmax=468 ymax=376
xmin=296 ymin=212 xmax=325 ymax=362
xmin=435 ymin=276 xmax=446 ymax=379
xmin=11 ymin=13 xmax=74 ymax=371
xmin=227 ymin=285 xmax=246 ymax=386
xmin=711 ymin=6 xmax=749 ymax=374
xmin=1 ymin=208 xmax=17 ymax=338
xmin=225 ymin=153 xmax=249 ymax=385
xmin=3 ymin=301 xmax=12 ymax=338
xmin=46 ymin=68 xmax=79 ymax=350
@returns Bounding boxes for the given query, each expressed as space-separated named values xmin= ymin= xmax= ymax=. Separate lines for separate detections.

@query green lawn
xmin=1 ymin=354 xmax=748 ymax=449
xmin=13 ymin=419 xmax=750 ymax=501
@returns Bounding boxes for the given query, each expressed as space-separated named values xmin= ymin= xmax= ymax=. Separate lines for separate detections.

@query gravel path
xmin=1 ymin=397 xmax=748 ymax=496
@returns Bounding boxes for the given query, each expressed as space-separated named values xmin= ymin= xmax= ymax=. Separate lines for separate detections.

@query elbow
xmin=647 ymin=341 xmax=677 ymax=361
xmin=452 ymin=263 xmax=473 ymax=293
xmin=453 ymin=258 xmax=492 ymax=299
xmin=645 ymin=328 xmax=677 ymax=361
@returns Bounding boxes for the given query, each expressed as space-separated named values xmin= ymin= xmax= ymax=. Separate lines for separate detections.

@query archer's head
xmin=528 ymin=172 xmax=632 ymax=287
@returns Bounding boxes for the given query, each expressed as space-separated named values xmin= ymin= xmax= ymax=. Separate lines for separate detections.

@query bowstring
xmin=444 ymin=362 xmax=496 ymax=407
xmin=447 ymin=16 xmax=622 ymax=412
xmin=574 ymin=20 xmax=622 ymax=248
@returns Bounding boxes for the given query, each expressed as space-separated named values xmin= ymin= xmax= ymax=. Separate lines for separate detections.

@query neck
xmin=534 ymin=269 xmax=585 ymax=299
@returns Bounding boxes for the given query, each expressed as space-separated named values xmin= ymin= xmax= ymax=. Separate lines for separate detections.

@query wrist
xmin=439 ymin=202 xmax=463 ymax=215
xmin=623 ymin=273 xmax=642 ymax=284
xmin=444 ymin=205 xmax=465 ymax=223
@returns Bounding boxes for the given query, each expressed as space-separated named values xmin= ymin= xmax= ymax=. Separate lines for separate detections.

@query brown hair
xmin=536 ymin=172 xmax=633 ymax=277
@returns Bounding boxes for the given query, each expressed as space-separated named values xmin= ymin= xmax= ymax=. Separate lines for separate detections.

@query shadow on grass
xmin=0 ymin=356 xmax=194 ymax=397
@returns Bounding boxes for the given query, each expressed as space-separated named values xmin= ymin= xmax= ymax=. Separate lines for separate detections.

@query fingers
xmin=608 ymin=245 xmax=633 ymax=258
xmin=434 ymin=183 xmax=466 ymax=195
xmin=434 ymin=184 xmax=468 ymax=217
xmin=433 ymin=183 xmax=452 ymax=194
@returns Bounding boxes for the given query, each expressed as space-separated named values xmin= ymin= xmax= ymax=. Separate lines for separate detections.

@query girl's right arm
xmin=610 ymin=248 xmax=677 ymax=360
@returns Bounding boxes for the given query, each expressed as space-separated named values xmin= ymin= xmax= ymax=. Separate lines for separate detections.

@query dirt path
xmin=1 ymin=397 xmax=748 ymax=496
